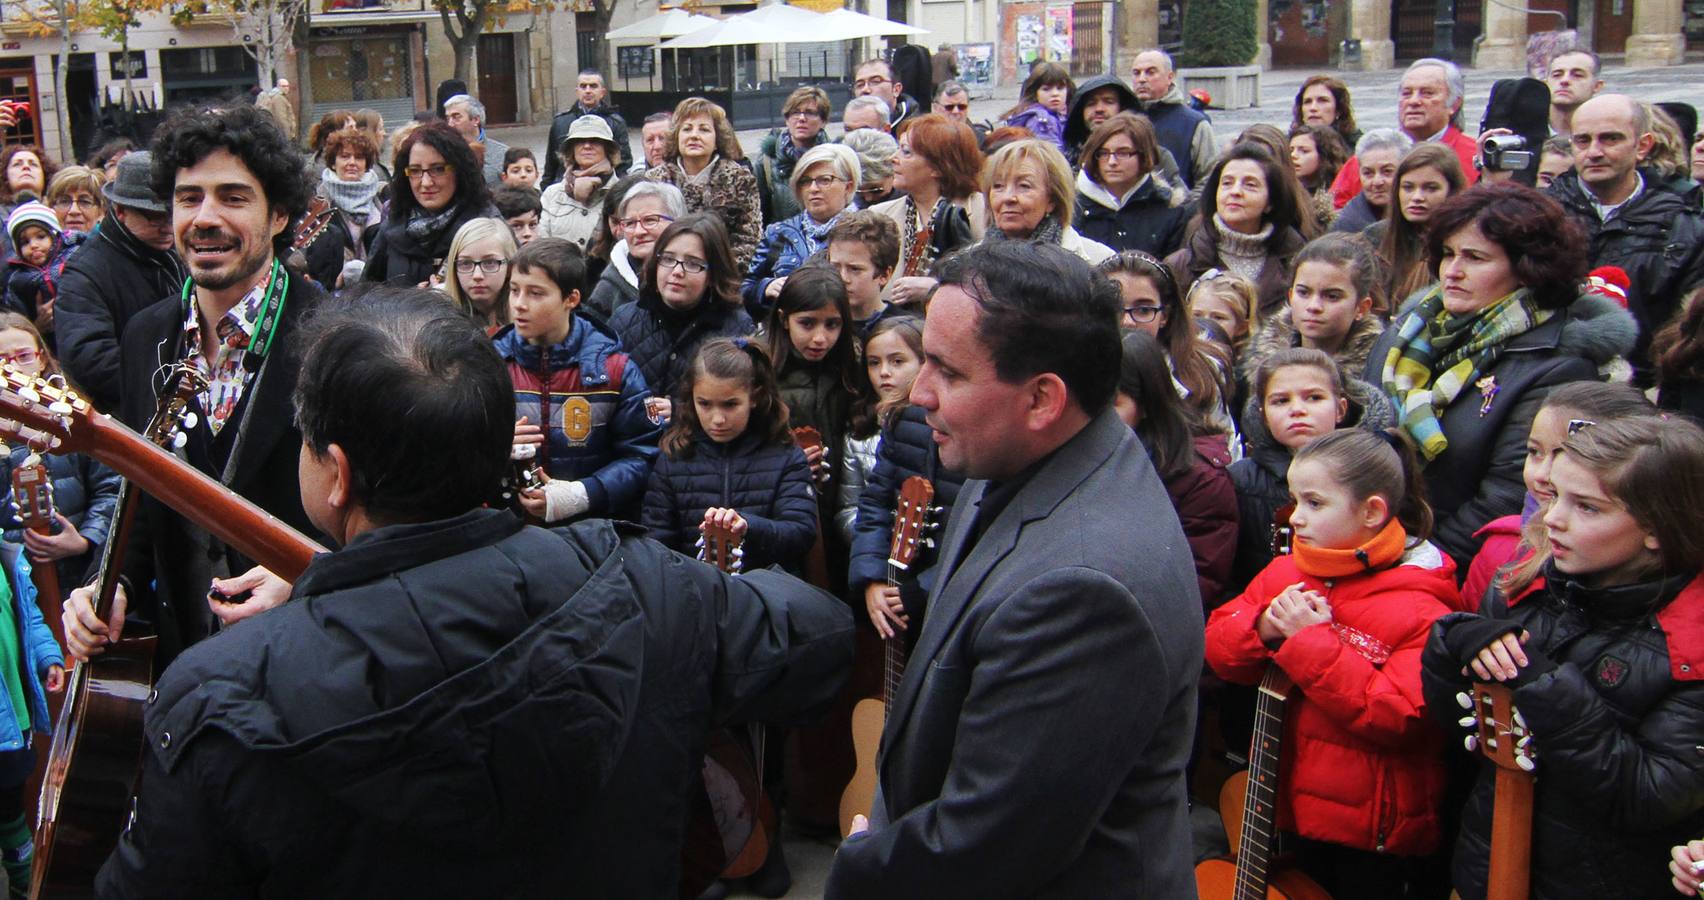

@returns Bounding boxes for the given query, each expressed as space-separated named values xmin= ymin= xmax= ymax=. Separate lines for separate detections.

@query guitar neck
xmin=90 ymin=480 xmax=141 ymax=623
xmin=1234 ymin=668 xmax=1291 ymax=900
xmin=882 ymin=563 xmax=909 ymax=708
xmin=86 ymin=413 xmax=323 ymax=581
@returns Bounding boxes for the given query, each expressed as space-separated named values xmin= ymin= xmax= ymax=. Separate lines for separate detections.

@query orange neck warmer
xmin=1291 ymin=517 xmax=1408 ymax=579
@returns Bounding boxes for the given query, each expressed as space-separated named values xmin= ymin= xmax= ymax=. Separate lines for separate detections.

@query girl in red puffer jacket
xmin=1206 ymin=427 xmax=1460 ymax=898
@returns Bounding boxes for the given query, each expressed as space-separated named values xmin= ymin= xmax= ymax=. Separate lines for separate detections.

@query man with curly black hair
xmin=61 ymin=104 xmax=326 ymax=672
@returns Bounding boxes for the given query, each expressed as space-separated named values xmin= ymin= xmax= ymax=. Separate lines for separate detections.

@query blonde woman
xmin=644 ymin=97 xmax=762 ymax=269
xmin=982 ymin=138 xmax=1114 ymax=264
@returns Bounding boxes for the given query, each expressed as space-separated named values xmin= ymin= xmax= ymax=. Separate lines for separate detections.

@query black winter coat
xmin=1363 ymin=291 xmax=1637 ymax=570
xmin=608 ymin=292 xmax=755 ymax=399
xmin=1548 ymin=169 xmax=1704 ymax=382
xmin=363 ymin=200 xmax=499 ymax=289
xmin=642 ymin=433 xmax=818 ymax=571
xmin=1073 ymin=170 xmax=1190 ymax=258
xmin=1421 ymin=566 xmax=1704 ymax=900
xmin=97 ymin=510 xmax=854 ymax=899
xmin=115 ymin=273 xmax=327 ymax=669
xmin=1225 ymin=376 xmax=1395 ymax=602
xmin=847 ymin=405 xmax=965 ymax=603
xmin=55 ymin=211 xmax=187 ymax=412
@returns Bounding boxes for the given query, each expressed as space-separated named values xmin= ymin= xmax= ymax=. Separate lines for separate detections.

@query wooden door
xmin=477 ymin=33 xmax=518 ymax=126
xmin=1271 ymin=0 xmax=1334 ymax=68
xmin=1594 ymin=0 xmax=1632 ymax=52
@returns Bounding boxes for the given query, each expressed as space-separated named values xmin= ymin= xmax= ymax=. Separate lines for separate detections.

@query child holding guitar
xmin=0 ymin=312 xmax=75 ymax=899
xmin=1424 ymin=415 xmax=1704 ymax=900
xmin=0 ymin=313 xmax=119 ymax=600
xmin=644 ymin=337 xmax=817 ymax=899
xmin=1206 ymin=428 xmax=1459 ymax=898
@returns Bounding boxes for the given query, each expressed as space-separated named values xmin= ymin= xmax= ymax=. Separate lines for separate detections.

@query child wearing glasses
xmin=1073 ymin=113 xmax=1191 ymax=258
xmin=497 ymin=238 xmax=661 ymax=523
xmin=0 ymin=310 xmax=119 ymax=602
xmin=1098 ymin=250 xmax=1235 ymax=440
xmin=609 ymin=213 xmax=756 ymax=410
xmin=439 ymin=217 xmax=516 ymax=333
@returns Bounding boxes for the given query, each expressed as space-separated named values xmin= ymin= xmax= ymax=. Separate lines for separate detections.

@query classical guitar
xmin=0 ymin=363 xmax=325 ymax=899
xmin=681 ymin=515 xmax=776 ymax=897
xmin=791 ymin=426 xmax=832 ymax=589
xmin=1271 ymin=503 xmax=1296 ymax=558
xmin=1462 ymin=681 xmax=1536 ymax=900
xmin=292 ymin=196 xmax=337 ymax=253
xmin=1195 ymin=665 xmax=1331 ymax=900
xmin=10 ymin=455 xmax=61 ymax=627
xmin=839 ymin=475 xmax=934 ymax=837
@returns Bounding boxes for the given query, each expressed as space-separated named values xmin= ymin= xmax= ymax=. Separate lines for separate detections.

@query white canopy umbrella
xmin=819 ymin=8 xmax=929 ymax=38
xmin=605 ymin=9 xmax=717 ymax=41
xmin=661 ymin=14 xmax=809 ymax=48
xmin=741 ymin=2 xmax=828 ymax=30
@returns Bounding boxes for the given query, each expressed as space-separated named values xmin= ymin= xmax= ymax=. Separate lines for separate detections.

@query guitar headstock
xmin=792 ymin=426 xmax=823 ymax=453
xmin=1460 ymin=681 xmax=1536 ymax=773
xmin=8 ymin=458 xmax=52 ymax=532
xmin=293 ymin=196 xmax=337 ymax=252
xmin=1270 ymin=503 xmax=1295 ymax=557
xmin=146 ymin=363 xmax=209 ymax=451
xmin=0 ymin=365 xmax=90 ymax=456
xmin=889 ymin=476 xmax=936 ymax=571
xmin=696 ymin=516 xmax=744 ymax=575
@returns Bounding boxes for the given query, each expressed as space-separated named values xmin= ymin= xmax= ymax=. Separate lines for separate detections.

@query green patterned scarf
xmin=1379 ymin=285 xmax=1553 ymax=461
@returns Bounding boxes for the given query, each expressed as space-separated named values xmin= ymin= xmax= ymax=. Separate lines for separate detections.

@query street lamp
xmin=1433 ymin=0 xmax=1456 ymax=60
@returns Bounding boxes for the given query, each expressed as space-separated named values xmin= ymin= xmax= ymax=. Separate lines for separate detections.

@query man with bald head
xmin=1548 ymin=92 xmax=1704 ymax=382
xmin=1331 ymin=58 xmax=1479 ymax=206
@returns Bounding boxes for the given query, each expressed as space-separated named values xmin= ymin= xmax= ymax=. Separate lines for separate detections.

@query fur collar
xmin=1239 ymin=307 xmax=1386 ymax=383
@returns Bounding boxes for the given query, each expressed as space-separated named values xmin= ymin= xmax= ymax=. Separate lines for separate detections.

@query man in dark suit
xmin=62 ymin=104 xmax=324 ymax=670
xmin=825 ymin=241 xmax=1204 ymax=898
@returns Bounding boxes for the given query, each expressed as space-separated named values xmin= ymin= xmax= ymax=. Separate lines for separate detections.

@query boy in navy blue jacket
xmin=496 ymin=237 xmax=661 ymax=521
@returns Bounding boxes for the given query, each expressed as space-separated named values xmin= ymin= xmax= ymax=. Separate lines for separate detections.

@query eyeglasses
xmin=787 ymin=110 xmax=824 ymax=121
xmin=53 ymin=197 xmax=99 ymax=210
xmin=1095 ymin=148 xmax=1140 ymax=162
xmin=800 ymin=174 xmax=846 ymax=190
xmin=0 ymin=348 xmax=38 ymax=367
xmin=618 ymin=213 xmax=674 ymax=231
xmin=1122 ymin=305 xmax=1164 ymax=324
xmin=404 ymin=163 xmax=455 ymax=181
xmin=856 ymin=186 xmax=887 ymax=198
xmin=657 ymin=253 xmax=708 ymax=275
xmin=939 ymin=102 xmax=969 ymax=112
xmin=853 ymin=76 xmax=889 ymax=91
xmin=454 ymin=257 xmax=509 ymax=274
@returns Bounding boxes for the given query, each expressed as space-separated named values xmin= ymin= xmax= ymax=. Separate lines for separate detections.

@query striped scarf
xmin=1379 ymin=285 xmax=1552 ymax=462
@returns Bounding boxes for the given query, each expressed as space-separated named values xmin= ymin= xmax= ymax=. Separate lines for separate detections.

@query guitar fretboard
xmin=881 ymin=560 xmax=910 ymax=711
xmin=1235 ymin=668 xmax=1289 ymax=900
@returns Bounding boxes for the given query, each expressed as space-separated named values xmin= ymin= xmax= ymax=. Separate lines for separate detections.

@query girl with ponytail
xmin=1207 ymin=428 xmax=1461 ymax=896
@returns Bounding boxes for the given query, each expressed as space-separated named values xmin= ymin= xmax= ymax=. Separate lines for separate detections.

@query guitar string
xmin=1235 ymin=677 xmax=1285 ymax=899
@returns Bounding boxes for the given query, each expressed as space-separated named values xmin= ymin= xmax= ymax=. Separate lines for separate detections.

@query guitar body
xmin=1195 ymin=857 xmax=1332 ymax=900
xmin=839 ymin=696 xmax=884 ymax=836
xmin=837 ymin=477 xmax=934 ymax=838
xmin=678 ymin=520 xmax=776 ymax=896
xmin=31 ymin=633 xmax=155 ymax=899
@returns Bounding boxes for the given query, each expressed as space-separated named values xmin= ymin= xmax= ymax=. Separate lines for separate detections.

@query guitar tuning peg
xmin=1463 ymin=734 xmax=1479 ymax=752
xmin=48 ymin=400 xmax=71 ymax=415
xmin=21 ymin=451 xmax=40 ymax=469
xmin=1512 ymin=709 xmax=1527 ymax=731
xmin=181 ymin=411 xmax=199 ymax=430
xmin=1517 ymin=736 xmax=1534 ymax=752
xmin=17 ymin=386 xmax=38 ymax=404
xmin=1456 ymin=691 xmax=1473 ymax=710
xmin=1458 ymin=715 xmax=1478 ymax=729
xmin=1516 ymin=755 xmax=1536 ymax=772
xmin=171 ymin=432 xmax=188 ymax=451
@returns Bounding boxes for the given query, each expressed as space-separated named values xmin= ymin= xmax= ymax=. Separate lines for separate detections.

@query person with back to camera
xmin=95 ymin=285 xmax=853 ymax=898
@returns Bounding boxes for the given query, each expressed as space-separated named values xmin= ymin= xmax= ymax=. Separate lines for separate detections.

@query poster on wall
xmin=1016 ymin=14 xmax=1043 ymax=69
xmin=1045 ymin=5 xmax=1073 ymax=63
xmin=955 ymin=43 xmax=993 ymax=96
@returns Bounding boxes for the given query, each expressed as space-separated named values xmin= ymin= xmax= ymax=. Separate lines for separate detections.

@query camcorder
xmin=1478 ymin=78 xmax=1550 ymax=187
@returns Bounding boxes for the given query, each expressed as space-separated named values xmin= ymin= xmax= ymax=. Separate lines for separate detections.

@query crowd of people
xmin=0 ymin=42 xmax=1694 ymax=900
